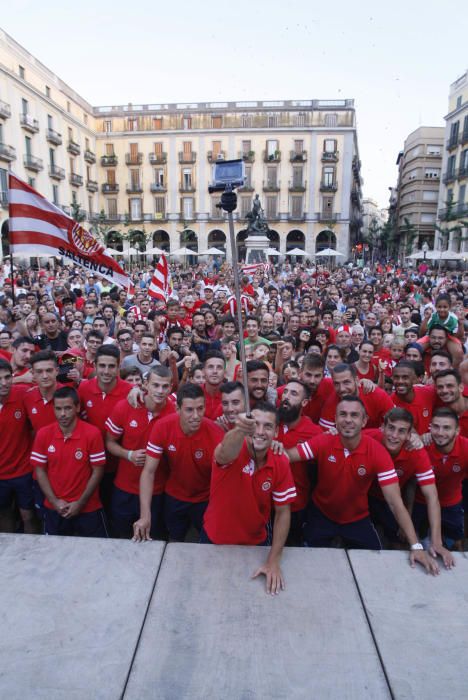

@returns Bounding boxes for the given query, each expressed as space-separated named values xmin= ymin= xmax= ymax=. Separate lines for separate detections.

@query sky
xmin=2 ymin=0 xmax=467 ymax=208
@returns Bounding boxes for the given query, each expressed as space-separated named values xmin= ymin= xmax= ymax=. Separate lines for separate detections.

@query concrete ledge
xmin=124 ymin=544 xmax=390 ymax=699
xmin=348 ymin=550 xmax=468 ymax=699
xmin=0 ymin=535 xmax=165 ymax=700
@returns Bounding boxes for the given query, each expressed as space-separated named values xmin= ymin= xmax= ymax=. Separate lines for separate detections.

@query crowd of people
xmin=1 ymin=256 xmax=467 ymax=594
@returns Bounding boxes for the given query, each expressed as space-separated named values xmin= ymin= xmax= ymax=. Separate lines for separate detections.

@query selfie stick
xmin=219 ymin=186 xmax=251 ymax=416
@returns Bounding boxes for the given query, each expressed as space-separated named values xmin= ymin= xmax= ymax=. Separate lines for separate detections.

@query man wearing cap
xmin=335 ymin=325 xmax=358 ymax=363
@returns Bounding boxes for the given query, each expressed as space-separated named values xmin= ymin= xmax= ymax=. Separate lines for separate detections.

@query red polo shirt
xmin=298 ymin=433 xmax=398 ymax=523
xmin=78 ymin=377 xmax=132 ymax=472
xmin=0 ymin=386 xmax=32 ymax=479
xmin=202 ymin=385 xmax=223 ymax=421
xmin=30 ymin=419 xmax=106 ymax=512
xmin=203 ymin=441 xmax=296 ymax=545
xmin=319 ymin=386 xmax=394 ymax=430
xmin=23 ymin=384 xmax=65 ymax=432
xmin=105 ymin=399 xmax=175 ymax=495
xmin=415 ymin=436 xmax=468 ymax=507
xmin=365 ymin=429 xmax=434 ymax=499
xmin=392 ymin=385 xmax=435 ymax=435
xmin=276 ymin=416 xmax=322 ymax=511
xmin=302 ymin=378 xmax=334 ymax=424
xmin=146 ymin=414 xmax=224 ymax=502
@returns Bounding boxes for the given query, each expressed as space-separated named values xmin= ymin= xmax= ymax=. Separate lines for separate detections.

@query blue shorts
xmin=0 ymin=473 xmax=34 ymax=511
xmin=462 ymin=479 xmax=468 ymax=511
xmin=412 ymin=501 xmax=464 ymax=543
xmin=164 ymin=494 xmax=208 ymax=542
xmin=111 ymin=486 xmax=165 ymax=540
xmin=304 ymin=501 xmax=382 ymax=550
xmin=44 ymin=508 xmax=109 ymax=538
xmin=369 ymin=496 xmax=400 ymax=542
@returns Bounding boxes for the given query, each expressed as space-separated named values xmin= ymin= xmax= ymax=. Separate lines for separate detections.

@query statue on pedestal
xmin=245 ymin=194 xmax=270 ymax=235
xmin=243 ymin=194 xmax=271 ymax=264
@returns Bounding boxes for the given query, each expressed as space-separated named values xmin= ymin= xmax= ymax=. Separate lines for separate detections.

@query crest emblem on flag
xmin=70 ymin=222 xmax=103 ymax=257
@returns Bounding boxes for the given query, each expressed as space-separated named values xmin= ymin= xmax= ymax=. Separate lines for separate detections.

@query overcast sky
xmin=2 ymin=0 xmax=467 ymax=207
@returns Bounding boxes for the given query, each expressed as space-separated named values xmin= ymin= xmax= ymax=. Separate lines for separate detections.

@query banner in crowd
xmin=148 ymin=254 xmax=170 ymax=301
xmin=8 ymin=174 xmax=132 ymax=290
xmin=241 ymin=262 xmax=271 ymax=275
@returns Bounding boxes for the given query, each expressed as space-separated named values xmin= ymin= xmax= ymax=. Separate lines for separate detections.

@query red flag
xmin=8 ymin=174 xmax=132 ymax=290
xmin=148 ymin=254 xmax=169 ymax=301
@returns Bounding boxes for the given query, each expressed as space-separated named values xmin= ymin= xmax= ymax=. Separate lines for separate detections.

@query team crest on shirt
xmin=86 ymin=400 xmax=93 ymax=408
xmin=328 ymin=455 xmax=336 ymax=462
xmin=31 ymin=407 xmax=38 ymax=414
xmin=130 ymin=420 xmax=138 ymax=427
xmin=48 ymin=445 xmax=56 ymax=453
xmin=75 ymin=450 xmax=83 ymax=460
xmin=194 ymin=450 xmax=204 ymax=459
xmin=14 ymin=410 xmax=22 ymax=420
xmin=168 ymin=444 xmax=176 ymax=452
xmin=262 ymin=481 xmax=271 ymax=491
xmin=242 ymin=460 xmax=255 ymax=476
xmin=453 ymin=464 xmax=461 ymax=473
xmin=423 ymin=409 xmax=429 ymax=417
xmin=357 ymin=466 xmax=367 ymax=476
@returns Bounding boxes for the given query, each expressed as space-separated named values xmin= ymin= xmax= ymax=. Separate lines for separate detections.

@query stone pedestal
xmin=244 ymin=234 xmax=270 ymax=264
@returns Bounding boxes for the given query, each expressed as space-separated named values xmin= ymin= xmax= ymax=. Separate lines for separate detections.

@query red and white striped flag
xmin=148 ymin=254 xmax=169 ymax=301
xmin=241 ymin=262 xmax=270 ymax=276
xmin=8 ymin=174 xmax=132 ymax=289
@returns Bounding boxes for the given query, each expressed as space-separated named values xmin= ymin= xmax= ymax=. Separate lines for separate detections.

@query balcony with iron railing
xmin=101 ymin=154 xmax=118 ymax=166
xmin=69 ymin=173 xmax=83 ymax=186
xmin=150 ymin=182 xmax=167 ymax=193
xmin=239 ymin=150 xmax=255 ymax=162
xmin=290 ymin=150 xmax=307 ymax=162
xmin=49 ymin=164 xmax=65 ymax=180
xmin=238 ymin=182 xmax=255 ymax=192
xmin=125 ymin=152 xmax=143 ymax=166
xmin=23 ymin=154 xmax=43 ymax=171
xmin=352 ymin=156 xmax=361 ymax=175
xmin=289 ymin=179 xmax=307 ymax=192
xmin=67 ymin=140 xmax=81 ymax=155
xmin=149 ymin=152 xmax=167 ymax=164
xmin=461 ymin=130 xmax=468 ymax=145
xmin=126 ymin=183 xmax=143 ymax=194
xmin=438 ymin=203 xmax=468 ymax=220
xmin=179 ymin=151 xmax=197 ymax=163
xmin=350 ymin=189 xmax=361 ymax=203
xmin=46 ymin=128 xmax=62 ymax=146
xmin=84 ymin=149 xmax=96 ymax=164
xmin=263 ymin=179 xmax=280 ymax=192
xmin=207 ymin=150 xmax=225 ymax=163
xmin=263 ymin=150 xmax=281 ymax=163
xmin=86 ymin=179 xmax=99 ymax=192
xmin=0 ymin=100 xmax=11 ymax=119
xmin=443 ymin=170 xmax=457 ymax=184
xmin=320 ymin=181 xmax=338 ymax=192
xmin=446 ymin=137 xmax=460 ymax=151
xmin=179 ymin=182 xmax=196 ymax=193
xmin=317 ymin=211 xmax=341 ymax=222
xmin=322 ymin=151 xmax=339 ymax=162
xmin=20 ymin=113 xmax=39 ymax=133
xmin=102 ymin=182 xmax=119 ymax=193
xmin=457 ymin=166 xmax=468 ymax=180
xmin=289 ymin=212 xmax=307 ymax=221
xmin=0 ymin=143 xmax=16 ymax=162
